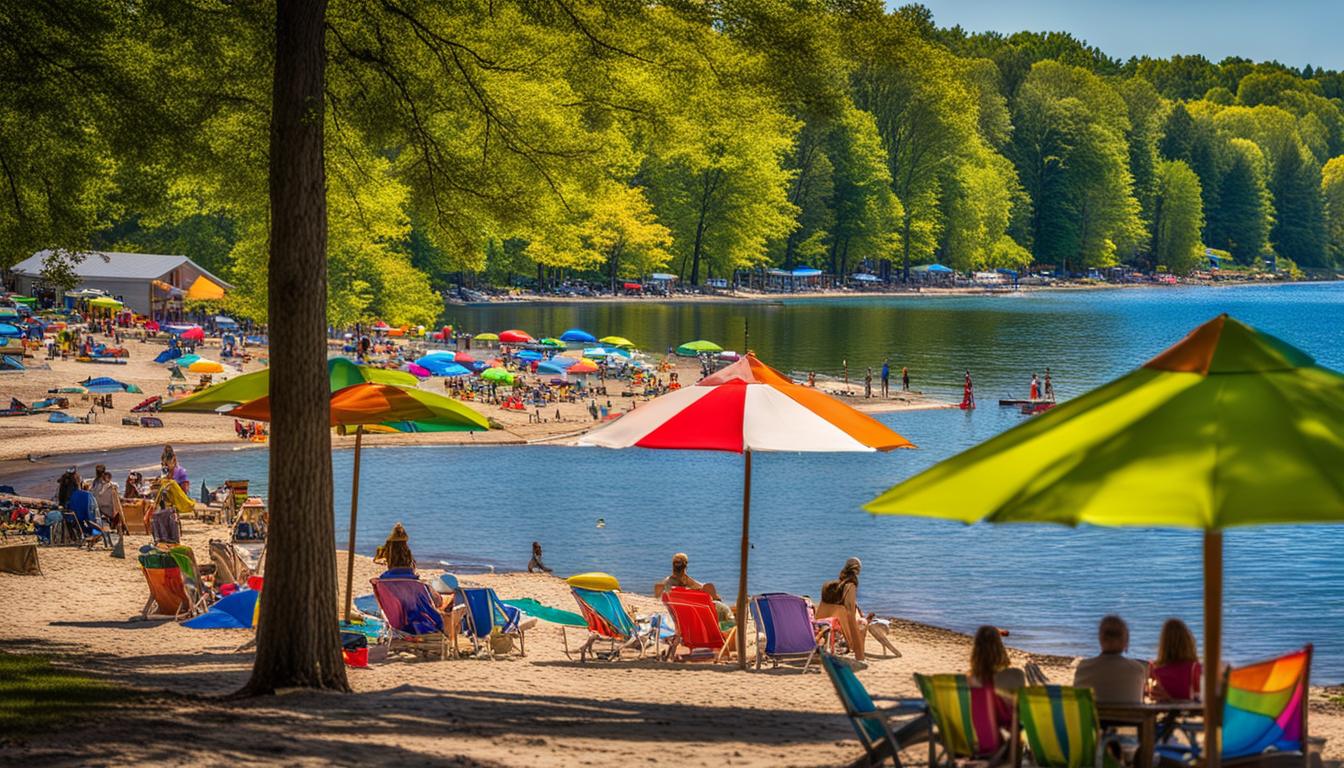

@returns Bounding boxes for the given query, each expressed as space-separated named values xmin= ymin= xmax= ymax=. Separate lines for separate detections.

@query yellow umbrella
xmin=187 ymin=359 xmax=225 ymax=374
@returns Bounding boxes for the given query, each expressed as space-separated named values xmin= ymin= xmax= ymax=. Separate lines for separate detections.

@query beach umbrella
xmin=560 ymin=328 xmax=597 ymax=343
xmin=545 ymin=355 xmax=578 ymax=369
xmin=402 ymin=362 xmax=433 ymax=378
xmin=516 ymin=349 xmax=543 ymax=362
xmin=498 ymin=329 xmax=533 ymax=344
xmin=143 ymin=320 xmax=160 ymax=332
xmin=181 ymin=327 xmax=205 ymax=342
xmin=676 ymin=339 xmax=722 ymax=357
xmin=0 ymin=323 xmax=20 ymax=337
xmin=474 ymin=332 xmax=499 ymax=343
xmin=536 ymin=361 xmax=569 ymax=376
xmin=580 ymin=353 xmax=912 ymax=668
xmin=188 ymin=359 xmax=224 ymax=374
xmin=230 ymin=382 xmax=489 ymax=621
xmin=175 ymin=354 xmax=202 ymax=369
xmin=568 ymin=359 xmax=599 ymax=375
xmin=599 ymin=336 xmax=635 ymax=348
xmin=863 ymin=315 xmax=1344 ymax=768
xmin=481 ymin=367 xmax=515 ymax=385
xmin=582 ymin=347 xmax=612 ymax=359
xmin=415 ymin=356 xmax=469 ymax=377
xmin=540 ymin=337 xmax=566 ymax=348
xmin=453 ymin=351 xmax=476 ymax=364
xmin=163 ymin=357 xmax=418 ymax=413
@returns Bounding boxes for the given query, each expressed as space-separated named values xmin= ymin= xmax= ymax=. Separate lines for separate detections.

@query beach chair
xmin=821 ymin=652 xmax=926 ymax=767
xmin=750 ymin=592 xmax=823 ymax=672
xmin=660 ymin=587 xmax=732 ymax=663
xmin=168 ymin=545 xmax=215 ymax=614
xmin=565 ymin=586 xmax=645 ymax=662
xmin=459 ymin=586 xmax=526 ymax=659
xmin=138 ymin=550 xmax=196 ymax=620
xmin=67 ymin=489 xmax=110 ymax=548
xmin=1156 ymin=646 xmax=1314 ymax=768
xmin=369 ymin=576 xmax=452 ymax=660
xmin=1015 ymin=685 xmax=1120 ymax=768
xmin=915 ymin=673 xmax=1013 ymax=768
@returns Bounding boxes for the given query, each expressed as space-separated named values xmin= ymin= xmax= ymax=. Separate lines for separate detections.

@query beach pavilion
xmin=7 ymin=249 xmax=232 ymax=317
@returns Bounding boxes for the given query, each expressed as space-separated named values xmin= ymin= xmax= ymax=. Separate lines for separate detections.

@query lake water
xmin=12 ymin=284 xmax=1344 ymax=680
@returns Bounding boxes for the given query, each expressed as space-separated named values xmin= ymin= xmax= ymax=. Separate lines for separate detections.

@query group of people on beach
xmin=39 ymin=444 xmax=192 ymax=548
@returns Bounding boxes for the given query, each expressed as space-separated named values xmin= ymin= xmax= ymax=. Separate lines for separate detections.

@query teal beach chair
xmin=821 ymin=652 xmax=926 ymax=766
xmin=565 ymin=586 xmax=646 ymax=662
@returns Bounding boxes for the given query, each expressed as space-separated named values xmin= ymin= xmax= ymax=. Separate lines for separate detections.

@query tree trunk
xmin=242 ymin=0 xmax=348 ymax=695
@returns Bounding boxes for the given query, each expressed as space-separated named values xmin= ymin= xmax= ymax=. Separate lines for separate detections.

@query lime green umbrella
xmin=599 ymin=336 xmax=635 ymax=348
xmin=676 ymin=339 xmax=722 ymax=356
xmin=481 ymin=367 xmax=515 ymax=385
xmin=865 ymin=315 xmax=1344 ymax=768
xmin=163 ymin=357 xmax=417 ymax=412
xmin=474 ymin=332 xmax=499 ymax=343
xmin=540 ymin=337 xmax=566 ymax=348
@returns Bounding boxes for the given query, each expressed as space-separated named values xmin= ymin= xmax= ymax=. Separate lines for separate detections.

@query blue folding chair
xmin=68 ymin=489 xmax=110 ymax=548
xmin=459 ymin=586 xmax=525 ymax=659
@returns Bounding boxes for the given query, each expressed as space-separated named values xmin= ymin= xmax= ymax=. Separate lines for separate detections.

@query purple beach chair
xmin=370 ymin=577 xmax=452 ymax=660
xmin=750 ymin=592 xmax=824 ymax=672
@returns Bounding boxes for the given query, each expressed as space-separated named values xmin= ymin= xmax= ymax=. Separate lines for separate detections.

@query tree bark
xmin=243 ymin=0 xmax=348 ymax=695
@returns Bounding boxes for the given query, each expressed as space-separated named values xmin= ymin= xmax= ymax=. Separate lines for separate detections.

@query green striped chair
xmin=915 ymin=673 xmax=1013 ymax=767
xmin=1015 ymin=685 xmax=1120 ymax=768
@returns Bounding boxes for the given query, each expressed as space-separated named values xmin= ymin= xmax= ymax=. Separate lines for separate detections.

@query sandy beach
xmin=1 ymin=518 xmax=1340 ymax=767
xmin=0 ymin=330 xmax=950 ymax=463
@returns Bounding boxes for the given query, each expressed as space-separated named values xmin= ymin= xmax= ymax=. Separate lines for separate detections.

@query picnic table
xmin=1097 ymin=701 xmax=1203 ymax=768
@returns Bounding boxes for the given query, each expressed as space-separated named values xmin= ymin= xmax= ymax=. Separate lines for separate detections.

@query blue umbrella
xmin=81 ymin=377 xmax=139 ymax=394
xmin=0 ymin=323 xmax=20 ymax=337
xmin=559 ymin=328 xmax=596 ymax=343
xmin=516 ymin=350 xmax=543 ymax=362
xmin=546 ymin=356 xmax=579 ymax=368
xmin=415 ymin=356 xmax=471 ymax=377
xmin=537 ymin=361 xmax=569 ymax=375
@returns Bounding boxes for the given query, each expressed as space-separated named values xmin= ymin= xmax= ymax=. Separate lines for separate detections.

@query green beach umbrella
xmin=163 ymin=357 xmax=417 ymax=412
xmin=599 ymin=336 xmax=635 ymax=349
xmin=481 ymin=367 xmax=515 ymax=385
xmin=864 ymin=315 xmax=1344 ymax=768
xmin=540 ymin=337 xmax=566 ymax=348
xmin=676 ymin=339 xmax=722 ymax=356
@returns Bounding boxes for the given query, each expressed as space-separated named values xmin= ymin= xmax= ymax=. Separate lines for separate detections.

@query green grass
xmin=0 ymin=653 xmax=133 ymax=736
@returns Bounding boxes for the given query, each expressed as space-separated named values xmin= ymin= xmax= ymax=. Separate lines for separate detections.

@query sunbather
xmin=813 ymin=557 xmax=900 ymax=663
xmin=375 ymin=523 xmax=464 ymax=637
xmin=1148 ymin=617 xmax=1201 ymax=701
xmin=653 ymin=552 xmax=733 ymax=626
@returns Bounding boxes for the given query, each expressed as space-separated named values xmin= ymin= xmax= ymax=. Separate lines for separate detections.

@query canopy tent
xmin=864 ymin=315 xmax=1344 ymax=768
xmin=676 ymin=340 xmax=722 ymax=357
xmin=228 ymin=382 xmax=489 ymax=622
xmin=581 ymin=353 xmax=912 ymax=667
xmin=214 ymin=315 xmax=238 ymax=328
xmin=163 ymin=357 xmax=417 ymax=413
xmin=911 ymin=263 xmax=954 ymax=274
xmin=560 ymin=329 xmax=597 ymax=343
xmin=186 ymin=275 xmax=226 ymax=301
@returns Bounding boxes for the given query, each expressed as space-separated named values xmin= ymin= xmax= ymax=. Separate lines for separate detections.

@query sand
xmin=1 ymin=520 xmax=1341 ymax=766
xmin=0 ymin=331 xmax=950 ymax=462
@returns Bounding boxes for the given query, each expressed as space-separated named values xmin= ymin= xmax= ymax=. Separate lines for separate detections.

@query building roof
xmin=10 ymin=250 xmax=233 ymax=289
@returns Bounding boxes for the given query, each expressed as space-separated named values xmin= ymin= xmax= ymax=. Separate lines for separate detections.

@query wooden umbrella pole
xmin=1204 ymin=530 xmax=1223 ymax=768
xmin=735 ymin=449 xmax=753 ymax=670
xmin=342 ymin=425 xmax=363 ymax=624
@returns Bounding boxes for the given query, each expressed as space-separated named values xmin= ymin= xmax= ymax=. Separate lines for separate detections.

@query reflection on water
xmin=9 ymin=284 xmax=1344 ymax=680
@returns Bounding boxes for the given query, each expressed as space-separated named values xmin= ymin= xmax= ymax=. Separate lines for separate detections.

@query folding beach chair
xmin=660 ymin=587 xmax=732 ymax=662
xmin=67 ymin=489 xmax=110 ymax=548
xmin=1155 ymin=645 xmax=1314 ymax=768
xmin=750 ymin=592 xmax=823 ymax=672
xmin=821 ymin=652 xmax=926 ymax=767
xmin=1016 ymin=685 xmax=1120 ymax=768
xmin=369 ymin=576 xmax=452 ymax=660
xmin=565 ymin=586 xmax=645 ymax=662
xmin=915 ymin=673 xmax=1013 ymax=768
xmin=459 ymin=586 xmax=526 ymax=659
xmin=138 ymin=550 xmax=196 ymax=620
xmin=168 ymin=545 xmax=214 ymax=614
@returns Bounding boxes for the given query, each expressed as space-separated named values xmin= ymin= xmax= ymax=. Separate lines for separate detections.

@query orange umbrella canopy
xmin=230 ymin=382 xmax=488 ymax=430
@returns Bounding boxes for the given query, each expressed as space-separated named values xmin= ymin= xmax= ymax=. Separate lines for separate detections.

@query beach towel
xmin=503 ymin=598 xmax=585 ymax=627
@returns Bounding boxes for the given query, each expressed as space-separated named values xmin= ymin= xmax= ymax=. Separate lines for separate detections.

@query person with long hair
xmin=1149 ymin=618 xmax=1201 ymax=701
xmin=814 ymin=557 xmax=901 ymax=663
xmin=374 ymin=523 xmax=463 ymax=646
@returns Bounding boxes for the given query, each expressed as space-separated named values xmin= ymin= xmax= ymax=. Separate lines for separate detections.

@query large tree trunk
xmin=243 ymin=0 xmax=348 ymax=695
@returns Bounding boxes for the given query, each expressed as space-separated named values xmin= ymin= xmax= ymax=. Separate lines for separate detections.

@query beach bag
xmin=341 ymin=631 xmax=369 ymax=668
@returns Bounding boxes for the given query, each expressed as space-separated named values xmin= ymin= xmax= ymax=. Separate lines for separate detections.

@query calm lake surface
xmin=14 ymin=284 xmax=1344 ymax=680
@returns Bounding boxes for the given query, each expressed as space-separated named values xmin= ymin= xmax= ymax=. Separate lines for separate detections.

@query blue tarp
xmin=791 ymin=268 xmax=823 ymax=277
xmin=183 ymin=589 xmax=259 ymax=630
xmin=559 ymin=328 xmax=596 ymax=343
xmin=154 ymin=347 xmax=183 ymax=364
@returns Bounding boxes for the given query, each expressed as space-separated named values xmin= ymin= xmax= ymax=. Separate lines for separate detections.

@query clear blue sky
xmin=910 ymin=1 xmax=1344 ymax=70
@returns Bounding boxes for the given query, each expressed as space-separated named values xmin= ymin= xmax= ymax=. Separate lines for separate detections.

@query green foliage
xmin=1324 ymin=156 xmax=1344 ymax=266
xmin=1211 ymin=139 xmax=1274 ymax=264
xmin=1152 ymin=160 xmax=1206 ymax=274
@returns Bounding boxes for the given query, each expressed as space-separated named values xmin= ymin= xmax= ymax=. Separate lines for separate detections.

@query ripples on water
xmin=13 ymin=284 xmax=1344 ymax=680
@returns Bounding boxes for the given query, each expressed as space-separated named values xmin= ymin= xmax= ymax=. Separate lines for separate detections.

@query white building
xmin=7 ymin=250 xmax=232 ymax=316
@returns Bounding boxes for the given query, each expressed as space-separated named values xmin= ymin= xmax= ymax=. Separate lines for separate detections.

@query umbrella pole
xmin=735 ymin=449 xmax=752 ymax=670
xmin=1204 ymin=530 xmax=1222 ymax=768
xmin=342 ymin=426 xmax=364 ymax=624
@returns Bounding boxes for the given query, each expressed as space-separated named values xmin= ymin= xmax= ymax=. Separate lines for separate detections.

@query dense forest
xmin=4 ymin=0 xmax=1344 ymax=327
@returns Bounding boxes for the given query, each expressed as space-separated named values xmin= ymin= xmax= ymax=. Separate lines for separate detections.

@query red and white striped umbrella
xmin=580 ymin=353 xmax=913 ymax=667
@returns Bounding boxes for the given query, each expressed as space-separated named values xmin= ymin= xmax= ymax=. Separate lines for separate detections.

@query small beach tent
xmin=498 ymin=329 xmax=533 ymax=344
xmin=229 ymin=382 xmax=489 ymax=621
xmin=580 ymin=353 xmax=912 ymax=668
xmin=599 ymin=336 xmax=635 ymax=349
xmin=560 ymin=329 xmax=597 ymax=343
xmin=864 ymin=315 xmax=1344 ymax=768
xmin=676 ymin=340 xmax=722 ymax=357
xmin=162 ymin=357 xmax=418 ymax=413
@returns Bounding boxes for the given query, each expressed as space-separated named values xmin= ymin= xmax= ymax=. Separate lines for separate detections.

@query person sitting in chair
xmin=654 ymin=552 xmax=733 ymax=626
xmin=1074 ymin=614 xmax=1148 ymax=704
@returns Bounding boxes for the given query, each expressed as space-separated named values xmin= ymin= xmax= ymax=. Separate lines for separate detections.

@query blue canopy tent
xmin=559 ymin=328 xmax=596 ymax=343
xmin=911 ymin=263 xmax=953 ymax=274
xmin=415 ymin=356 xmax=471 ymax=377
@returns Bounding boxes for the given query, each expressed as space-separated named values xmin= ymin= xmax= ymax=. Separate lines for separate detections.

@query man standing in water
xmin=1044 ymin=368 xmax=1056 ymax=401
xmin=864 ymin=367 xmax=873 ymax=398
xmin=902 ymin=366 xmax=909 ymax=391
xmin=880 ymin=359 xmax=890 ymax=398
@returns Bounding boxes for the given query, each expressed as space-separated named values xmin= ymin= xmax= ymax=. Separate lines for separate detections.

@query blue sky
xmin=910 ymin=1 xmax=1344 ymax=70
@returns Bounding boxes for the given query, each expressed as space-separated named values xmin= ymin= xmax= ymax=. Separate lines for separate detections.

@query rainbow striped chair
xmin=916 ymin=673 xmax=1013 ymax=767
xmin=1015 ymin=685 xmax=1119 ymax=768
